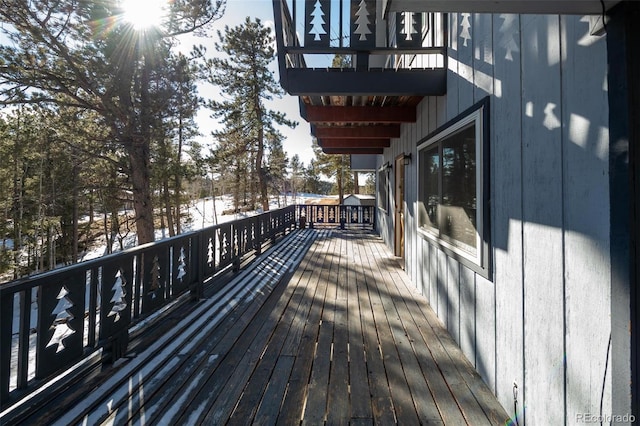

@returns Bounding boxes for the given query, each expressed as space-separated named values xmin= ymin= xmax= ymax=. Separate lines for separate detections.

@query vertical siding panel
xmin=437 ymin=250 xmax=448 ymax=326
xmin=473 ymin=14 xmax=494 ymax=103
xmin=521 ymin=15 xmax=565 ymax=424
xmin=472 ymin=10 xmax=497 ymax=397
xmin=561 ymin=15 xmax=612 ymax=422
xmin=459 ymin=265 xmax=476 ymax=367
xmin=476 ymin=275 xmax=496 ymax=393
xmin=492 ymin=12 xmax=525 ymax=421
xmin=420 ymin=239 xmax=430 ymax=300
xmin=447 ymin=259 xmax=460 ymax=345
xmin=429 ymin=246 xmax=438 ymax=313
xmin=436 ymin=96 xmax=447 ymax=128
xmin=428 ymin=97 xmax=437 ymax=133
xmin=409 ymin=110 xmax=417 ymax=286
xmin=458 ymin=13 xmax=474 ymax=112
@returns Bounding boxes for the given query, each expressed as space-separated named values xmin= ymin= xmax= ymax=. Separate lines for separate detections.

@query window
xmin=377 ymin=164 xmax=389 ymax=213
xmin=417 ymin=99 xmax=490 ymax=277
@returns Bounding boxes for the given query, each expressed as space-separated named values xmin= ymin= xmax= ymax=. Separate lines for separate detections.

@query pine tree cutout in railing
xmin=108 ymin=269 xmax=127 ymax=322
xmin=149 ymin=255 xmax=161 ymax=299
xmin=207 ymin=237 xmax=214 ymax=266
xmin=221 ymin=233 xmax=228 ymax=258
xmin=177 ymin=247 xmax=187 ymax=282
xmin=46 ymin=286 xmax=76 ymax=353
xmin=401 ymin=12 xmax=417 ymax=41
xmin=309 ymin=0 xmax=327 ymax=41
xmin=350 ymin=0 xmax=375 ymax=48
xmin=354 ymin=0 xmax=372 ymax=41
xmin=305 ymin=0 xmax=330 ymax=46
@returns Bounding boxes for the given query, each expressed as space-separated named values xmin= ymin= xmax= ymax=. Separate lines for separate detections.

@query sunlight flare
xmin=121 ymin=0 xmax=167 ymax=30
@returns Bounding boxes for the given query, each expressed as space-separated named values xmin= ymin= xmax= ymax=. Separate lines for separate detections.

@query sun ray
xmin=121 ymin=0 xmax=167 ymax=30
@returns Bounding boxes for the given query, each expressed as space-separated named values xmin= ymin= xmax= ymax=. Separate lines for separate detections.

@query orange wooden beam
xmin=305 ymin=106 xmax=416 ymax=123
xmin=314 ymin=125 xmax=401 ymax=139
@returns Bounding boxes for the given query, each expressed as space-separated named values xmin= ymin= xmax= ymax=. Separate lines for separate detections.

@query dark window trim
xmin=416 ymin=97 xmax=491 ymax=280
xmin=377 ymin=163 xmax=390 ymax=214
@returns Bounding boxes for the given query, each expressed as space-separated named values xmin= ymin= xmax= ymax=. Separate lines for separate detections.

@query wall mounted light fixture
xmin=403 ymin=153 xmax=412 ymax=165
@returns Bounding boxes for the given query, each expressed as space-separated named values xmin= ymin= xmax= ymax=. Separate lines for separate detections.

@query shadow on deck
xmin=29 ymin=229 xmax=509 ymax=425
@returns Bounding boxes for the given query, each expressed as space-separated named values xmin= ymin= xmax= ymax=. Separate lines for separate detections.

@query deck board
xmin=44 ymin=229 xmax=508 ymax=425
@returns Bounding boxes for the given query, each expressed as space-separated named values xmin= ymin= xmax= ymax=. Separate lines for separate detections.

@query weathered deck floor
xmin=51 ymin=229 xmax=508 ymax=425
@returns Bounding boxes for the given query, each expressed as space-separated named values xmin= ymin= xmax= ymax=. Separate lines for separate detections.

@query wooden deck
xmin=45 ymin=229 xmax=508 ymax=425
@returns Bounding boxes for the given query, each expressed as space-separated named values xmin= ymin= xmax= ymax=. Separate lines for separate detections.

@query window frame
xmin=416 ymin=98 xmax=491 ymax=279
xmin=377 ymin=163 xmax=389 ymax=213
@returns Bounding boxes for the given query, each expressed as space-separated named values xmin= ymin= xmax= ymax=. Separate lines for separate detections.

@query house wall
xmin=376 ymin=13 xmax=612 ymax=424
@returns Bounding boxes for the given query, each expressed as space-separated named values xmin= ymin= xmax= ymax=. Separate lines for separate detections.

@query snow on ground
xmin=80 ymin=193 xmax=324 ymax=262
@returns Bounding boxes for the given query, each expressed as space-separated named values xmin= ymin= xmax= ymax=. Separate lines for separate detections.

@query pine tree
xmin=202 ymin=18 xmax=297 ymax=212
xmin=0 ymin=1 xmax=226 ymax=245
xmin=290 ymin=155 xmax=304 ymax=203
xmin=312 ymin=140 xmax=354 ymax=203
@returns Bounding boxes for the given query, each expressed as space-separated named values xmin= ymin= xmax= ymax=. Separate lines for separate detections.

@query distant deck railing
xmin=298 ymin=204 xmax=375 ymax=229
xmin=0 ymin=204 xmax=374 ymax=407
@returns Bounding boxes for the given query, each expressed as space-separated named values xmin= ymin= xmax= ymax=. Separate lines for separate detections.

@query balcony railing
xmin=272 ymin=0 xmax=448 ymax=96
xmin=0 ymin=204 xmax=374 ymax=407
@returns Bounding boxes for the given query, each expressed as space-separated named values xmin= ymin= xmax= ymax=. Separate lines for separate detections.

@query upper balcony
xmin=272 ymin=0 xmax=447 ymax=156
xmin=273 ymin=0 xmax=447 ymax=97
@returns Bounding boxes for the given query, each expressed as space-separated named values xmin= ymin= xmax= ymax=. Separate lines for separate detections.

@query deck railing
xmin=0 ymin=204 xmax=373 ymax=406
xmin=273 ymin=0 xmax=447 ymax=71
xmin=298 ymin=204 xmax=375 ymax=229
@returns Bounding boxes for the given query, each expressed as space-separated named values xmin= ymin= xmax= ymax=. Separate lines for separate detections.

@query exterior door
xmin=394 ymin=155 xmax=405 ymax=260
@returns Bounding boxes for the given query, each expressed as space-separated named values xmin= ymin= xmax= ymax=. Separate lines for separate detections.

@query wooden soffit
xmin=303 ymin=106 xmax=417 ymax=124
xmin=322 ymin=147 xmax=384 ymax=155
xmin=313 ymin=125 xmax=401 ymax=139
xmin=318 ymin=139 xmax=391 ymax=149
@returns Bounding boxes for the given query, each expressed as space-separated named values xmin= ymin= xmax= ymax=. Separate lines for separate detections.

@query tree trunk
xmin=130 ymin=57 xmax=156 ymax=244
xmin=72 ymin=162 xmax=79 ymax=263
xmin=256 ymin=109 xmax=269 ymax=211
xmin=338 ymin=155 xmax=344 ymax=204
xmin=129 ymin=136 xmax=155 ymax=244
xmin=353 ymin=172 xmax=360 ymax=194
xmin=174 ymin=115 xmax=183 ymax=235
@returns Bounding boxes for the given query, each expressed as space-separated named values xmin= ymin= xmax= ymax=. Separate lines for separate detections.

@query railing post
xmin=255 ymin=215 xmax=262 ymax=255
xmin=0 ymin=292 xmax=12 ymax=403
xmin=193 ymin=232 xmax=204 ymax=301
xmin=18 ymin=289 xmax=30 ymax=390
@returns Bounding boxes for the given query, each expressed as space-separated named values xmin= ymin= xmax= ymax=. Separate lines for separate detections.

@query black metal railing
xmin=0 ymin=206 xmax=296 ymax=406
xmin=273 ymin=0 xmax=446 ymax=71
xmin=298 ymin=204 xmax=375 ymax=229
xmin=0 ymin=203 xmax=373 ymax=406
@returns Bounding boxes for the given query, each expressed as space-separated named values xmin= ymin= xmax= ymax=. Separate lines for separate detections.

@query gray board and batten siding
xmin=376 ymin=12 xmax=614 ymax=425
